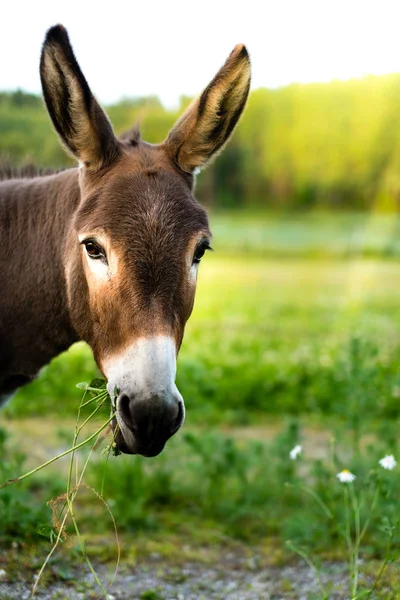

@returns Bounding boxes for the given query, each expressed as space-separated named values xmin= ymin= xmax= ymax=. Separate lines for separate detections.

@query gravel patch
xmin=0 ymin=555 xmax=352 ymax=599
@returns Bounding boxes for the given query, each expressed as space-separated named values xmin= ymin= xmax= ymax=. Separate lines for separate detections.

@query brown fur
xmin=0 ymin=25 xmax=250 ymax=415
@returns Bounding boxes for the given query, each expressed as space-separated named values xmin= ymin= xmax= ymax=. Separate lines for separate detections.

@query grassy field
xmin=2 ymin=211 xmax=400 ymax=597
xmin=209 ymin=211 xmax=400 ymax=257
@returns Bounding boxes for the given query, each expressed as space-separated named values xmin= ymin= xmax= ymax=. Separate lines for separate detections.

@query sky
xmin=1 ymin=0 xmax=400 ymax=107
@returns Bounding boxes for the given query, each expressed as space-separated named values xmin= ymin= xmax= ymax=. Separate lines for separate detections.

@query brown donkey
xmin=0 ymin=25 xmax=250 ymax=456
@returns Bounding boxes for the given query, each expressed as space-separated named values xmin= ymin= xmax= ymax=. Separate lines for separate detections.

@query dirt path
xmin=0 ymin=556 xmax=352 ymax=600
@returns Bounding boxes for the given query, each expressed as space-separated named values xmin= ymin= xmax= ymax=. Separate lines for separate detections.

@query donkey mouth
xmin=107 ymin=385 xmax=185 ymax=457
xmin=110 ymin=416 xmax=168 ymax=457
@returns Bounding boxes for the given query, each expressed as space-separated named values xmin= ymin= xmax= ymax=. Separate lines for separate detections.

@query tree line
xmin=2 ymin=72 xmax=400 ymax=210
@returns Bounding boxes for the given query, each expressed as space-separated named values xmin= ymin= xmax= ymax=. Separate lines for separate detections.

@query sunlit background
xmin=3 ymin=1 xmax=400 ymax=596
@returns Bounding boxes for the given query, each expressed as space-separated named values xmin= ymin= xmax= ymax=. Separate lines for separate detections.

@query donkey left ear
xmin=165 ymin=45 xmax=251 ymax=173
xmin=40 ymin=25 xmax=120 ymax=171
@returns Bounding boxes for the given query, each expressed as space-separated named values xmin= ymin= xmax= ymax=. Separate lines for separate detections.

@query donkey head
xmin=40 ymin=25 xmax=250 ymax=456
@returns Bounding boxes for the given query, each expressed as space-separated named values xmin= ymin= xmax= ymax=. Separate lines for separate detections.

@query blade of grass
xmin=286 ymin=540 xmax=328 ymax=600
xmin=0 ymin=414 xmax=115 ymax=489
xmin=32 ymin=428 xmax=102 ymax=595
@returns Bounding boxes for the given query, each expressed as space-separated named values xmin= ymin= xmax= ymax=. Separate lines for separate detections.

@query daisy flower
xmin=379 ymin=455 xmax=397 ymax=470
xmin=337 ymin=469 xmax=356 ymax=483
xmin=289 ymin=444 xmax=302 ymax=460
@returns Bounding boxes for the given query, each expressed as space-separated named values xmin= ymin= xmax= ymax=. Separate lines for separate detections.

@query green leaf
xmin=76 ymin=382 xmax=88 ymax=390
xmin=36 ymin=524 xmax=54 ymax=539
xmin=89 ymin=378 xmax=107 ymax=390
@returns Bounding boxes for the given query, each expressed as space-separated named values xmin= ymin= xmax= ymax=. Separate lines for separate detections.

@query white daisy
xmin=379 ymin=455 xmax=397 ymax=471
xmin=289 ymin=444 xmax=302 ymax=460
xmin=337 ymin=469 xmax=356 ymax=483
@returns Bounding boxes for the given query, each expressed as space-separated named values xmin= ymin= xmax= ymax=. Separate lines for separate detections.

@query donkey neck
xmin=0 ymin=169 xmax=80 ymax=396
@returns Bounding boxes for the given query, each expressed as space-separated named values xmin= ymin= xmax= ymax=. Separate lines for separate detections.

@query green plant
xmin=0 ymin=427 xmax=64 ymax=542
xmin=286 ymin=442 xmax=400 ymax=599
xmin=1 ymin=380 xmax=118 ymax=599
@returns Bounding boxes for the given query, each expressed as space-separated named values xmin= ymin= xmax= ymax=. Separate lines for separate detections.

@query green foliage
xmin=86 ymin=422 xmax=299 ymax=539
xmin=2 ymin=413 xmax=400 ymax=559
xmin=140 ymin=590 xmax=165 ymax=600
xmin=12 ymin=416 xmax=394 ymax=557
xmin=4 ymin=76 xmax=400 ymax=209
xmin=0 ymin=426 xmax=63 ymax=542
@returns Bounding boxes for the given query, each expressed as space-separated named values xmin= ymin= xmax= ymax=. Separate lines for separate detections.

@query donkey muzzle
xmin=114 ymin=389 xmax=185 ymax=456
xmin=103 ymin=336 xmax=183 ymax=456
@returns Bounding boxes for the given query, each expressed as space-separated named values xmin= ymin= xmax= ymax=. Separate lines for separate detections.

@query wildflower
xmin=337 ymin=469 xmax=356 ymax=483
xmin=379 ymin=455 xmax=397 ymax=470
xmin=289 ymin=445 xmax=302 ymax=460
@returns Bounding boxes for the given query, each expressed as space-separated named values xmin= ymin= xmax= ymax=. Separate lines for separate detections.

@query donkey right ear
xmin=40 ymin=25 xmax=120 ymax=171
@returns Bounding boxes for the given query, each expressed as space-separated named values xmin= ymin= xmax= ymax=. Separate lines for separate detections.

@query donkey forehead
xmin=76 ymin=167 xmax=210 ymax=244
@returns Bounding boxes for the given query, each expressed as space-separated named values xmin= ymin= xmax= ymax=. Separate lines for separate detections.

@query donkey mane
xmin=0 ymin=159 xmax=61 ymax=182
xmin=0 ymin=126 xmax=142 ymax=182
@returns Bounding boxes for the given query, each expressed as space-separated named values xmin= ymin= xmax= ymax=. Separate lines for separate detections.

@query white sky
xmin=1 ymin=0 xmax=400 ymax=107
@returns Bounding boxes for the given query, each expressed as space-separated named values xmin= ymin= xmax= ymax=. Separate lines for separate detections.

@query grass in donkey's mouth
xmin=1 ymin=380 xmax=115 ymax=489
xmin=1 ymin=378 xmax=121 ymax=600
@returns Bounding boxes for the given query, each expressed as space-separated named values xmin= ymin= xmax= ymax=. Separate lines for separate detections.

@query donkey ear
xmin=40 ymin=25 xmax=120 ymax=171
xmin=165 ymin=45 xmax=251 ymax=173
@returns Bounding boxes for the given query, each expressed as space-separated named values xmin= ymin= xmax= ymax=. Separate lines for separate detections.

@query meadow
xmin=2 ymin=211 xmax=400 ymax=597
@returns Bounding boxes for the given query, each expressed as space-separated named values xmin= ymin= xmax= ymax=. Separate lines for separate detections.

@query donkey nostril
xmin=118 ymin=393 xmax=137 ymax=432
xmin=171 ymin=402 xmax=184 ymax=434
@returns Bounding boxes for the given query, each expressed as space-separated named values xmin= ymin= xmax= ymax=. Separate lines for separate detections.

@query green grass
xmin=0 ymin=426 xmax=65 ymax=542
xmin=2 ymin=415 xmax=400 ymax=558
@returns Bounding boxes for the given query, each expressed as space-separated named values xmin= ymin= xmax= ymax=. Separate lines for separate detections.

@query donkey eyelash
xmin=193 ymin=241 xmax=213 ymax=264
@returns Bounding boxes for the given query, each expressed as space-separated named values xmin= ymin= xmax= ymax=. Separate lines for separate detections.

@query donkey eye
xmin=193 ymin=242 xmax=212 ymax=264
xmin=82 ymin=240 xmax=106 ymax=261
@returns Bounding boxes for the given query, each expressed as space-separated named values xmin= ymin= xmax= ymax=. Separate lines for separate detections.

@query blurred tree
xmin=3 ymin=73 xmax=400 ymax=211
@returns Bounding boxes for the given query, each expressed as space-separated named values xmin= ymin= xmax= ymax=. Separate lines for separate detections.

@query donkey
xmin=0 ymin=25 xmax=250 ymax=456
